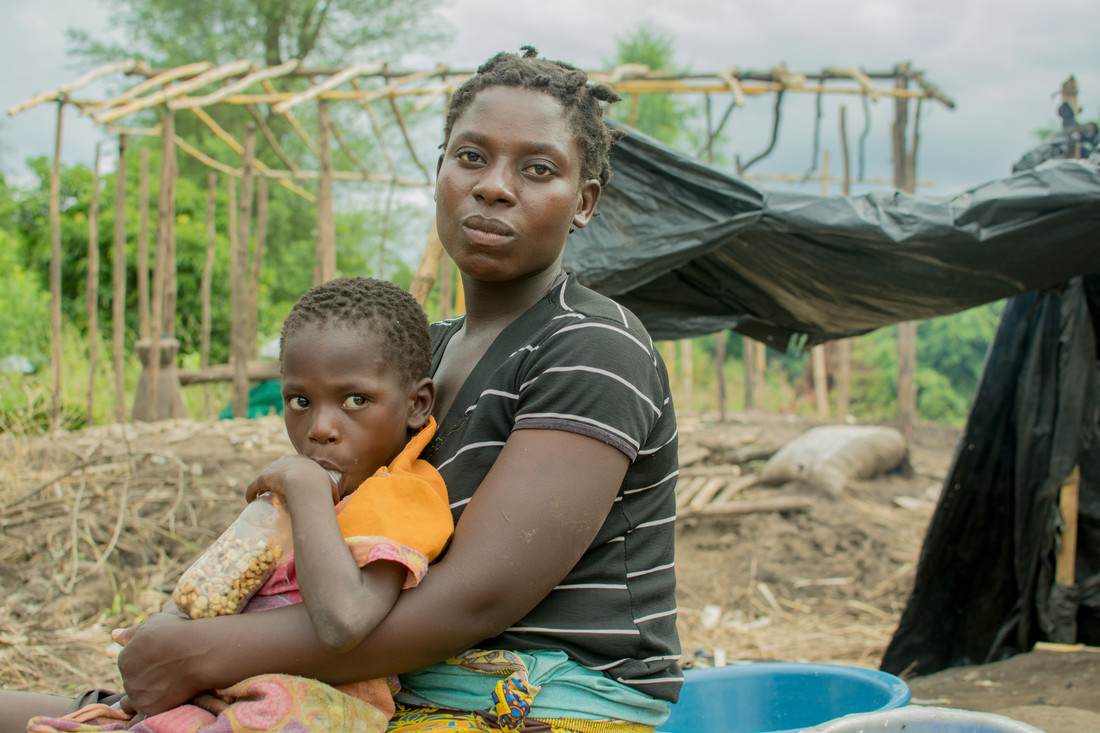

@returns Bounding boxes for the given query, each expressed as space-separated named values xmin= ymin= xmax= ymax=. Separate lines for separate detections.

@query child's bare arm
xmin=246 ymin=456 xmax=405 ymax=652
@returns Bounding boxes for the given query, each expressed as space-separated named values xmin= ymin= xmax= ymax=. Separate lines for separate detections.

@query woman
xmin=1 ymin=47 xmax=681 ymax=733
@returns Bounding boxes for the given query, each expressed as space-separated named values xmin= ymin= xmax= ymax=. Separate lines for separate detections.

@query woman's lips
xmin=461 ymin=215 xmax=515 ymax=244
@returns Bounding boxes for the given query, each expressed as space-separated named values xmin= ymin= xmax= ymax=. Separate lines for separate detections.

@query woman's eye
xmin=457 ymin=149 xmax=483 ymax=164
xmin=524 ymin=162 xmax=554 ymax=177
xmin=344 ymin=395 xmax=368 ymax=408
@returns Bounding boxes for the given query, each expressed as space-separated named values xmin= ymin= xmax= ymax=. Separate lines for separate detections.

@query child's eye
xmin=343 ymin=395 xmax=368 ymax=408
xmin=286 ymin=396 xmax=309 ymax=411
xmin=524 ymin=162 xmax=555 ymax=177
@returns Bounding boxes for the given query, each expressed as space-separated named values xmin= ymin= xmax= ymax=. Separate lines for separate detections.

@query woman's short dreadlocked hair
xmin=442 ymin=46 xmax=626 ymax=186
xmin=280 ymin=277 xmax=431 ymax=387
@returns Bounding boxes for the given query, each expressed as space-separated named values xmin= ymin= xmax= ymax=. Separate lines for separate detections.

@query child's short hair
xmin=442 ymin=46 xmax=625 ymax=186
xmin=280 ymin=277 xmax=431 ymax=386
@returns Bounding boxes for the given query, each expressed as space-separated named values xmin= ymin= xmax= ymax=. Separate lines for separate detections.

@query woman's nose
xmin=472 ymin=162 xmax=515 ymax=204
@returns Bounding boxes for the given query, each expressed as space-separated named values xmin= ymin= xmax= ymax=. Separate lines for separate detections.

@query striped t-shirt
xmin=423 ymin=272 xmax=683 ymax=703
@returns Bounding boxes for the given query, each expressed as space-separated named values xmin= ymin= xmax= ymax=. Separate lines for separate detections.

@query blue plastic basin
xmin=658 ymin=662 xmax=911 ymax=733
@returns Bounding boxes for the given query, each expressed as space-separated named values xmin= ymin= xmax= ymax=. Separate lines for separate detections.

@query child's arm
xmin=247 ymin=456 xmax=405 ymax=653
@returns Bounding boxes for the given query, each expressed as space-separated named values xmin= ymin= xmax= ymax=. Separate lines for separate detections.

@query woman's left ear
xmin=572 ymin=179 xmax=602 ymax=230
xmin=407 ymin=378 xmax=436 ymax=431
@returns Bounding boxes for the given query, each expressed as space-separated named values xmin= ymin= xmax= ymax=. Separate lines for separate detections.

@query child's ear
xmin=571 ymin=178 xmax=602 ymax=230
xmin=407 ymin=377 xmax=436 ymax=431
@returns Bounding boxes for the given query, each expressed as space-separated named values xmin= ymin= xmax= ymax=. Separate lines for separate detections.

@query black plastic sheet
xmin=565 ymin=123 xmax=1100 ymax=347
xmin=880 ymin=276 xmax=1100 ymax=676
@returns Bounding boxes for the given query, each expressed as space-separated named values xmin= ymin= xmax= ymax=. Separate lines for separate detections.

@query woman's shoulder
xmin=543 ymin=274 xmax=654 ymax=343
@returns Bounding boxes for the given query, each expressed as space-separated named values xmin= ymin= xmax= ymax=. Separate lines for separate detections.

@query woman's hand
xmin=112 ymin=612 xmax=210 ymax=715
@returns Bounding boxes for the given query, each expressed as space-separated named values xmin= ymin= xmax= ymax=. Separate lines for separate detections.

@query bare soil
xmin=2 ymin=409 xmax=1098 ymax=732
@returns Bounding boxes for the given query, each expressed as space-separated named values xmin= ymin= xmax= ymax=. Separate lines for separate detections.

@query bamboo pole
xmin=85 ymin=143 xmax=102 ymax=426
xmin=9 ymin=60 xmax=139 ymax=115
xmin=271 ymin=62 xmax=385 ymax=115
xmin=201 ymin=171 xmax=217 ymax=418
xmin=138 ymin=147 xmax=151 ymax=340
xmin=170 ymin=59 xmax=299 ymax=109
xmin=245 ymin=104 xmax=300 ymax=174
xmin=387 ymin=95 xmax=432 ymax=183
xmin=90 ymin=62 xmax=212 ymax=115
xmin=112 ymin=134 xmax=128 ymax=423
xmin=94 ymin=59 xmax=253 ymax=124
xmin=315 ymin=100 xmax=336 ymax=285
xmin=231 ymin=122 xmax=256 ymax=418
xmin=48 ymin=103 xmax=64 ymax=428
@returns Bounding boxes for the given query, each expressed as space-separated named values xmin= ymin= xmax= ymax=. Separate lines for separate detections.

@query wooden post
xmin=48 ymin=102 xmax=64 ymax=427
xmin=836 ymin=106 xmax=853 ymax=420
xmin=680 ymin=339 xmax=693 ymax=411
xmin=85 ymin=143 xmax=102 ymax=426
xmin=715 ymin=331 xmax=727 ymax=422
xmin=249 ymin=174 xmax=268 ymax=358
xmin=743 ymin=336 xmax=756 ymax=410
xmin=704 ymin=122 xmax=727 ymax=422
xmin=411 ymin=221 xmax=444 ymax=306
xmin=893 ymin=65 xmax=917 ymax=441
xmin=112 ymin=134 xmax=128 ymax=423
xmin=1057 ymin=467 xmax=1081 ymax=587
xmin=316 ymin=100 xmax=336 ymax=285
xmin=439 ymin=254 xmax=453 ymax=319
xmin=231 ymin=123 xmax=256 ymax=419
xmin=1055 ymin=466 xmax=1081 ymax=642
xmin=163 ymin=118 xmax=178 ymax=342
xmin=811 ymin=150 xmax=831 ymax=418
xmin=201 ymin=171 xmax=217 ymax=417
xmin=137 ymin=147 xmax=151 ymax=341
xmin=147 ymin=109 xmax=178 ymax=420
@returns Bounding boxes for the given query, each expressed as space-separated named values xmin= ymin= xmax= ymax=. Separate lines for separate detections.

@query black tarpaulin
xmin=881 ymin=276 xmax=1100 ymax=676
xmin=565 ymin=122 xmax=1100 ymax=346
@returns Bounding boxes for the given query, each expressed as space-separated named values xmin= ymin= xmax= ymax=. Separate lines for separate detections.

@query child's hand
xmin=245 ymin=455 xmax=338 ymax=505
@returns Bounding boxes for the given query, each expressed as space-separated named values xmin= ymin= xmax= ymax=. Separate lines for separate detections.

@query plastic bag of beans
xmin=172 ymin=492 xmax=292 ymax=618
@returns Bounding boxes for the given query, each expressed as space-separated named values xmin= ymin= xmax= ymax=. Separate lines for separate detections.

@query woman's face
xmin=435 ymin=86 xmax=601 ymax=284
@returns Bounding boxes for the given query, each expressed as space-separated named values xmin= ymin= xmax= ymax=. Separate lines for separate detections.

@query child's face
xmin=435 ymin=86 xmax=600 ymax=284
xmin=280 ymin=324 xmax=421 ymax=498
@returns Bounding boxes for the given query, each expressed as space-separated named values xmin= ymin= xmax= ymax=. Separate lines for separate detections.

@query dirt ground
xmin=2 ymin=409 xmax=1098 ymax=732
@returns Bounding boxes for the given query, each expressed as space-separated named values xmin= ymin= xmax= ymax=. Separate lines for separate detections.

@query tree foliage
xmin=69 ymin=0 xmax=450 ymax=68
xmin=606 ymin=24 xmax=690 ymax=146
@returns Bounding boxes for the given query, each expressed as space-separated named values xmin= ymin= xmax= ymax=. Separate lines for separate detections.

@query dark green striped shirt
xmin=424 ymin=273 xmax=683 ymax=703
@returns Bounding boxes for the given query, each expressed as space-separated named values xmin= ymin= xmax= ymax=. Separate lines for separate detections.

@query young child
xmin=27 ymin=276 xmax=453 ymax=733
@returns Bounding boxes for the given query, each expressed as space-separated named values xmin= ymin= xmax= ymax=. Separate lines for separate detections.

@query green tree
xmin=848 ymin=302 xmax=1004 ymax=425
xmin=69 ymin=0 xmax=450 ymax=68
xmin=605 ymin=24 xmax=689 ymax=147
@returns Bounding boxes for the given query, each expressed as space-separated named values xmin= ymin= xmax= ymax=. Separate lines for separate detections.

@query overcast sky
xmin=2 ymin=0 xmax=1097 ymax=199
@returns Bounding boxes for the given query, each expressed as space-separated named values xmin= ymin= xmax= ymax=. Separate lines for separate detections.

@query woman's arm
xmin=116 ymin=429 xmax=629 ymax=715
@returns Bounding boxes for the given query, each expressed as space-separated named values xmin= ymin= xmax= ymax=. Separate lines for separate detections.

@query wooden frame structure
xmin=9 ymin=59 xmax=953 ymax=428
